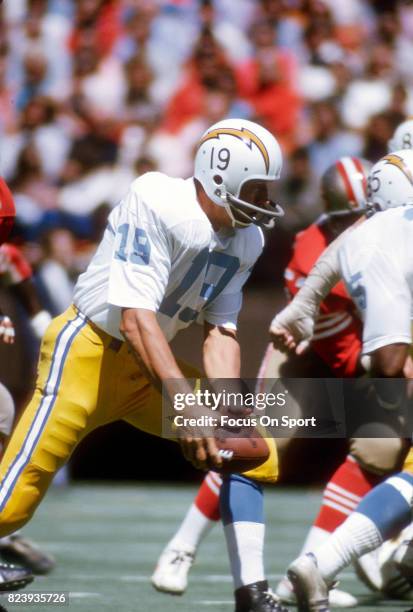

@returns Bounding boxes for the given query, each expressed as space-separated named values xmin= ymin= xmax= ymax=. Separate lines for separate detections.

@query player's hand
xmin=178 ymin=407 xmax=223 ymax=471
xmin=269 ymin=304 xmax=313 ymax=355
xmin=0 ymin=316 xmax=15 ymax=344
xmin=269 ymin=324 xmax=310 ymax=355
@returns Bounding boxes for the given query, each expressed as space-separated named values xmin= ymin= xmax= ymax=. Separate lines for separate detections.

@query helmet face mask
xmin=227 ymin=179 xmax=284 ymax=229
xmin=194 ymin=118 xmax=283 ymax=229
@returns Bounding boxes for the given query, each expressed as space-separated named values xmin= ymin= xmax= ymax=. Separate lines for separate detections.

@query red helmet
xmin=0 ymin=178 xmax=15 ymax=246
xmin=321 ymin=157 xmax=372 ymax=216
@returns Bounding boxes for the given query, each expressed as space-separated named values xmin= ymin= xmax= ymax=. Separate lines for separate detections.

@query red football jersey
xmin=0 ymin=178 xmax=15 ymax=245
xmin=0 ymin=244 xmax=32 ymax=287
xmin=285 ymin=221 xmax=362 ymax=377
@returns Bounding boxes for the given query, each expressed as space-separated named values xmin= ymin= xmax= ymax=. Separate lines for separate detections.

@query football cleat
xmin=0 ymin=535 xmax=55 ymax=575
xmin=377 ymin=526 xmax=413 ymax=599
xmin=288 ymin=553 xmax=330 ymax=612
xmin=0 ymin=562 xmax=33 ymax=591
xmin=276 ymin=576 xmax=357 ymax=608
xmin=235 ymin=580 xmax=288 ymax=612
xmin=151 ymin=546 xmax=195 ymax=595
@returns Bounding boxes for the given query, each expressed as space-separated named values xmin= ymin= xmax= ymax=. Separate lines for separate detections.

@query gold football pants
xmin=0 ymin=306 xmax=278 ymax=536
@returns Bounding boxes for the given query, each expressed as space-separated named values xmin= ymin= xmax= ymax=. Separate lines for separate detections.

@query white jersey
xmin=74 ymin=172 xmax=264 ymax=341
xmin=338 ymin=206 xmax=413 ymax=354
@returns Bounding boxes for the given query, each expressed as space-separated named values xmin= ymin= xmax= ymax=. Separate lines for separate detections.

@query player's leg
xmin=276 ymin=438 xmax=408 ymax=606
xmin=288 ymin=470 xmax=413 ymax=611
xmin=0 ymin=382 xmax=55 ymax=575
xmin=0 ymin=307 xmax=114 ymax=537
xmin=221 ymin=474 xmax=286 ymax=612
xmin=152 ymin=470 xmax=221 ymax=594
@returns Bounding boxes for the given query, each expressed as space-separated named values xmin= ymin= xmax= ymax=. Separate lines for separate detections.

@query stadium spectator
xmin=36 ymin=228 xmax=76 ymax=316
xmin=307 ymin=100 xmax=362 ymax=176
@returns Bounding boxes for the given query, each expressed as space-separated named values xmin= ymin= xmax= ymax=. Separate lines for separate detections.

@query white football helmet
xmin=388 ymin=118 xmax=413 ymax=152
xmin=194 ymin=118 xmax=283 ymax=228
xmin=366 ymin=149 xmax=413 ymax=214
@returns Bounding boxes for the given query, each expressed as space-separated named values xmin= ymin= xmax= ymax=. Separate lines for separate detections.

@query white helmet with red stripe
xmin=321 ymin=156 xmax=372 ymax=216
xmin=388 ymin=118 xmax=413 ymax=152
xmin=366 ymin=149 xmax=413 ymax=213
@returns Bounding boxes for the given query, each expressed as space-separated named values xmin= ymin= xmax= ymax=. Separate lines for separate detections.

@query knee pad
xmin=350 ymin=437 xmax=409 ymax=476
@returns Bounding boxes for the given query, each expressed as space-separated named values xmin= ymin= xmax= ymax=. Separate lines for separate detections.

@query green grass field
xmin=6 ymin=484 xmax=412 ymax=612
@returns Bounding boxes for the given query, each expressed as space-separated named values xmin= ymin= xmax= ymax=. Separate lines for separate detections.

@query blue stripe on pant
xmin=0 ymin=314 xmax=85 ymax=513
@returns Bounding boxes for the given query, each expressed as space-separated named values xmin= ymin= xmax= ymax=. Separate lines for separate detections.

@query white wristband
xmin=30 ymin=310 xmax=52 ymax=339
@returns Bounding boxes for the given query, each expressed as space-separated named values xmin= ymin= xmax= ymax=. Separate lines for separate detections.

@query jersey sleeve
xmin=339 ymin=245 xmax=411 ymax=354
xmin=107 ymin=188 xmax=172 ymax=311
xmin=202 ymin=228 xmax=264 ymax=330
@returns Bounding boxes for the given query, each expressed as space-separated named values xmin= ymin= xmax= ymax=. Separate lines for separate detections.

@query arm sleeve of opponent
xmin=108 ymin=190 xmax=172 ymax=311
xmin=339 ymin=246 xmax=412 ymax=354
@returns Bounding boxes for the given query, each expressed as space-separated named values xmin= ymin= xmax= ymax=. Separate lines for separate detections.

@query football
xmin=214 ymin=424 xmax=270 ymax=473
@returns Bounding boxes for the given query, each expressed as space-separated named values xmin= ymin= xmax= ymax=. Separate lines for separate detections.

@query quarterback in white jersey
xmin=0 ymin=120 xmax=285 ymax=593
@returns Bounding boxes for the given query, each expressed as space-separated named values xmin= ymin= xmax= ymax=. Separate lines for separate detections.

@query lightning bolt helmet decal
xmin=198 ymin=126 xmax=270 ymax=174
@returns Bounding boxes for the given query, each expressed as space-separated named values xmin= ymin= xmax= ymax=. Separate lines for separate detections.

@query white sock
xmin=300 ymin=525 xmax=330 ymax=555
xmin=313 ymin=512 xmax=382 ymax=582
xmin=224 ymin=521 xmax=265 ymax=589
xmin=168 ymin=504 xmax=214 ymax=553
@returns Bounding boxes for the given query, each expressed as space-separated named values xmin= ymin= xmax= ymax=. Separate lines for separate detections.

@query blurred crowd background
xmin=2 ymin=0 xmax=413 ymax=296
xmin=0 ymin=0 xmax=412 ymax=480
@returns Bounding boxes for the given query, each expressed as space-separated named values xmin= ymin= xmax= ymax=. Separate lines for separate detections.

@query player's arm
xmin=120 ymin=308 xmax=222 ymax=471
xmin=371 ymin=344 xmax=409 ymax=378
xmin=203 ymin=322 xmax=241 ymax=378
xmin=120 ymin=307 xmax=192 ymax=386
xmin=270 ymin=217 xmax=364 ymax=353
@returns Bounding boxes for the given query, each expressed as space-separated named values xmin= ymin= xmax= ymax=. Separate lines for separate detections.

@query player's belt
xmin=72 ymin=305 xmax=124 ymax=352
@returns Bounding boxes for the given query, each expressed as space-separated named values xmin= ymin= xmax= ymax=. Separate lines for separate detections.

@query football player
xmin=286 ymin=150 xmax=413 ymax=611
xmin=0 ymin=119 xmax=287 ymax=612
